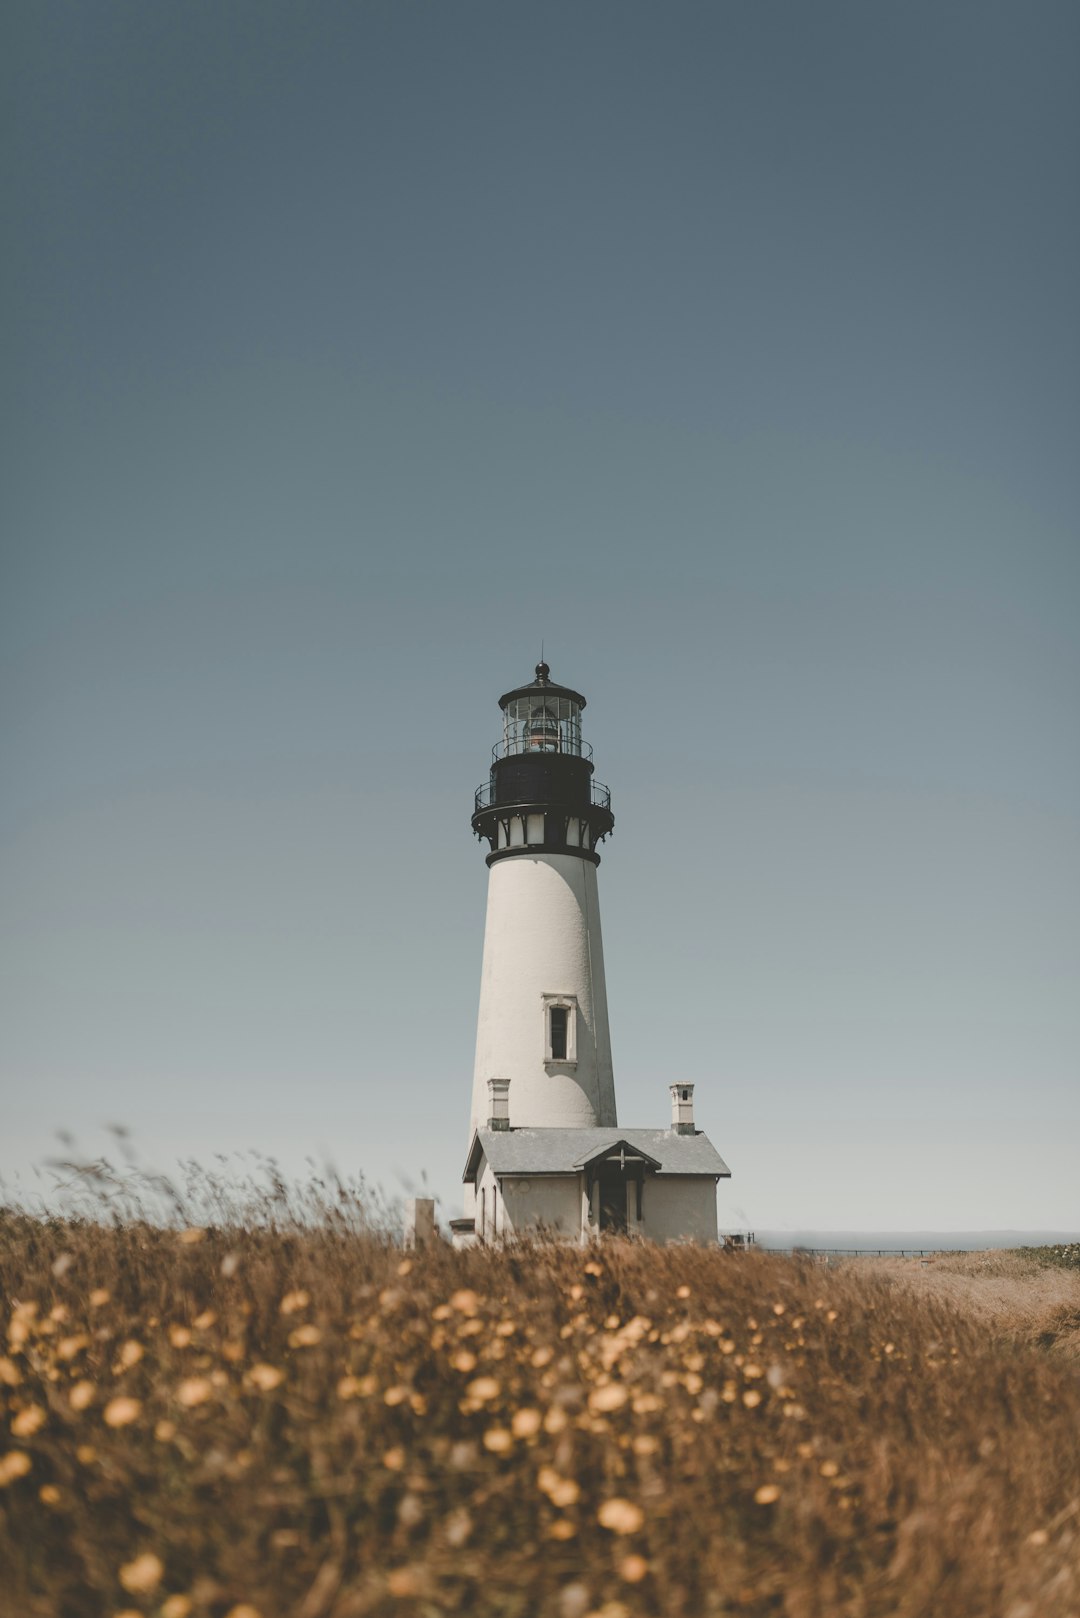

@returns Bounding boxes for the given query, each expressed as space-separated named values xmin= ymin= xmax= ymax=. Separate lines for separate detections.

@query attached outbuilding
xmin=462 ymin=1114 xmax=730 ymax=1245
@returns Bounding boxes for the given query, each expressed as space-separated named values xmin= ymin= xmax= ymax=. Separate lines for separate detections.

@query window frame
xmin=541 ymin=994 xmax=578 ymax=1066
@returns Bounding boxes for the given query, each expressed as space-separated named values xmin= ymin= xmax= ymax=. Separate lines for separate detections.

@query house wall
xmin=472 ymin=1159 xmax=506 ymax=1242
xmin=468 ymin=1155 xmax=719 ymax=1246
xmin=499 ymin=1174 xmax=583 ymax=1240
xmin=640 ymin=1176 xmax=719 ymax=1244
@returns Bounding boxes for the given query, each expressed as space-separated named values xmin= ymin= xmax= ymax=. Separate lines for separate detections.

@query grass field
xmin=2 ymin=1201 xmax=1079 ymax=1618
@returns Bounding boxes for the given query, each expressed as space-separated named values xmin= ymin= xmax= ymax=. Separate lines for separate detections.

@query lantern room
xmin=472 ymin=664 xmax=614 ymax=865
xmin=499 ymin=664 xmax=585 ymax=757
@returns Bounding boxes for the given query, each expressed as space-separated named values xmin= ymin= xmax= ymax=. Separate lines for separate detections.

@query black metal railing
xmin=474 ymin=778 xmax=611 ymax=814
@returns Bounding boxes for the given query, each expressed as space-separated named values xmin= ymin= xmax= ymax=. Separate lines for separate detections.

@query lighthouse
xmin=468 ymin=662 xmax=616 ymax=1136
xmin=453 ymin=662 xmax=731 ymax=1246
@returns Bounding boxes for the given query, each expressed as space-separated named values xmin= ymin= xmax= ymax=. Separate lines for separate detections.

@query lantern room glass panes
xmin=502 ymin=695 xmax=583 ymax=757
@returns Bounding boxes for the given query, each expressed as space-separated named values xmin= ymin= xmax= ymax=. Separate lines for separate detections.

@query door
xmin=597 ymin=1164 xmax=628 ymax=1234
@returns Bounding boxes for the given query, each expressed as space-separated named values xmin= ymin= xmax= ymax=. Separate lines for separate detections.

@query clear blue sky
xmin=3 ymin=1 xmax=1078 ymax=1231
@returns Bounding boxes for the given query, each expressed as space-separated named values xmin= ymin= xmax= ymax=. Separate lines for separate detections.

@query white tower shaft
xmin=470 ymin=852 xmax=617 ymax=1134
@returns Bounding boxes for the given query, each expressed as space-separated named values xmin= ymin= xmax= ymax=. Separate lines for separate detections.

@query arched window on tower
xmin=542 ymin=995 xmax=578 ymax=1064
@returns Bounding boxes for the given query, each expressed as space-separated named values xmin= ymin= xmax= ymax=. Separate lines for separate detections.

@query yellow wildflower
xmin=466 ymin=1376 xmax=499 ymax=1403
xmin=117 ymin=1340 xmax=144 ymax=1370
xmin=250 ymin=1364 xmax=284 ymax=1392
xmin=620 ymin=1554 xmax=649 ymax=1582
xmin=118 ymin=1552 xmax=164 ymax=1594
xmin=537 ymin=1466 xmax=580 ymax=1507
xmin=631 ymin=1393 xmax=661 ymax=1414
xmin=178 ymin=1227 xmax=206 ymax=1245
xmin=589 ymin=1383 xmax=628 ymax=1414
xmin=177 ymin=1378 xmax=212 ymax=1408
xmin=597 ymin=1498 xmax=645 ymax=1535
xmin=11 ymin=1406 xmax=45 ymax=1437
xmin=336 ymin=1374 xmax=372 ymax=1399
xmin=279 ymin=1289 xmax=310 ymax=1315
xmin=288 ymin=1324 xmax=321 ymax=1348
xmin=0 ymin=1452 xmax=32 ymax=1487
xmin=386 ymin=1569 xmax=419 ymax=1598
xmin=483 ymin=1427 xmax=513 ymax=1454
xmin=89 ymin=1288 xmax=110 ymax=1308
xmin=161 ymin=1598 xmax=194 ymax=1618
xmin=755 ymin=1484 xmax=781 ymax=1505
xmin=103 ymin=1397 xmax=141 ymax=1427
xmin=511 ymin=1408 xmax=542 ymax=1438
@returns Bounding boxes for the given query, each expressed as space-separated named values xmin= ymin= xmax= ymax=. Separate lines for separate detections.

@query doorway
xmin=596 ymin=1164 xmax=628 ymax=1234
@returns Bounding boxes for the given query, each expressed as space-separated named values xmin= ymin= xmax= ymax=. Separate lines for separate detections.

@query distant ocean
xmin=753 ymin=1230 xmax=1080 ymax=1254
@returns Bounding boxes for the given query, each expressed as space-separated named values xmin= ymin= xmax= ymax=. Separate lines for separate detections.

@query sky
xmin=2 ymin=1 xmax=1078 ymax=1234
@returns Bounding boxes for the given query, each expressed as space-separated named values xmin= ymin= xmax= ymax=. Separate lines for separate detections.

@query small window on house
xmin=550 ymin=1005 xmax=568 ymax=1060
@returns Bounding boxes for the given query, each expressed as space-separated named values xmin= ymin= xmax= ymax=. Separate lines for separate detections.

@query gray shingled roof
xmin=464 ymin=1127 xmax=730 ymax=1184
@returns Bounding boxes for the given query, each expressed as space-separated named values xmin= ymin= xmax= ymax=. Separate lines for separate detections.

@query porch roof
xmin=463 ymin=1127 xmax=731 ymax=1184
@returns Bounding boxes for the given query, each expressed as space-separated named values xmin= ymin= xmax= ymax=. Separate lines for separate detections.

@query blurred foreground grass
xmin=2 ymin=1188 xmax=1079 ymax=1618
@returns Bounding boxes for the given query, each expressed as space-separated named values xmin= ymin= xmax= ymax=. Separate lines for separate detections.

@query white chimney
xmin=487 ymin=1076 xmax=511 ymax=1131
xmin=670 ymin=1082 xmax=696 ymax=1135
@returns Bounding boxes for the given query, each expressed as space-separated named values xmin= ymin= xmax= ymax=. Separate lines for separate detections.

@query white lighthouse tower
xmin=469 ymin=662 xmax=617 ymax=1136
xmin=455 ymin=662 xmax=732 ymax=1246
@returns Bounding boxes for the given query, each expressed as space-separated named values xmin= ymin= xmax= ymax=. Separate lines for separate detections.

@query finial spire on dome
xmin=535 ymin=660 xmax=550 ymax=684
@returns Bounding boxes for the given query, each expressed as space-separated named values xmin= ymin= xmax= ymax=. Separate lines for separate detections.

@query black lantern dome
xmin=472 ymin=664 xmax=614 ymax=865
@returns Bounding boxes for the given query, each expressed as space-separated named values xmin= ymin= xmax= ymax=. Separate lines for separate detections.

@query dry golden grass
xmin=856 ymin=1248 xmax=1080 ymax=1361
xmin=3 ymin=1205 xmax=1080 ymax=1618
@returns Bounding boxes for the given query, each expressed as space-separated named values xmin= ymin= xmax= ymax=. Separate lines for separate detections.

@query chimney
xmin=670 ymin=1082 xmax=696 ymax=1135
xmin=487 ymin=1076 xmax=511 ymax=1131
